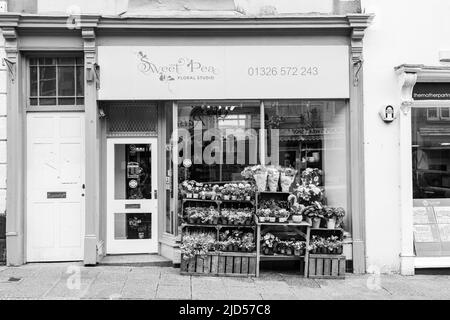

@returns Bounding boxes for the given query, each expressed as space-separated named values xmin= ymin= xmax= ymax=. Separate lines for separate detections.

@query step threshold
xmin=99 ymin=254 xmax=173 ymax=267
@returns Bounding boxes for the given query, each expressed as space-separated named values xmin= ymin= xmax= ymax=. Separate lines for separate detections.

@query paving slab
xmin=156 ymin=284 xmax=191 ymax=300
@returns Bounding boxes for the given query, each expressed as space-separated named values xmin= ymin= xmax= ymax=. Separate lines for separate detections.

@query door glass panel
xmin=114 ymin=144 xmax=152 ymax=200
xmin=114 ymin=212 xmax=152 ymax=240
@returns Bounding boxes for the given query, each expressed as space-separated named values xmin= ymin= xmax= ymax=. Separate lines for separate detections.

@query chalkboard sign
xmin=413 ymin=82 xmax=450 ymax=100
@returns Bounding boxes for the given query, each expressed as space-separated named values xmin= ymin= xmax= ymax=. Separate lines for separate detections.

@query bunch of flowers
xmin=262 ymin=233 xmax=279 ymax=251
xmin=308 ymin=235 xmax=343 ymax=255
xmin=243 ymin=183 xmax=256 ymax=201
xmin=185 ymin=206 xmax=220 ymax=225
xmin=292 ymin=241 xmax=306 ymax=256
xmin=301 ymin=168 xmax=322 ymax=186
xmin=180 ymin=232 xmax=216 ymax=260
xmin=216 ymin=230 xmax=256 ymax=252
xmin=220 ymin=208 xmax=253 ymax=225
xmin=267 ymin=165 xmax=282 ymax=192
xmin=292 ymin=184 xmax=323 ymax=205
xmin=322 ymin=206 xmax=346 ymax=229
xmin=241 ymin=165 xmax=268 ymax=191
xmin=180 ymin=180 xmax=196 ymax=198
xmin=279 ymin=167 xmax=298 ymax=192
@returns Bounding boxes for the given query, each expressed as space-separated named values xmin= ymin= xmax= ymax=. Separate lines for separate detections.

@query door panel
xmin=107 ymin=138 xmax=158 ymax=254
xmin=26 ymin=113 xmax=85 ymax=262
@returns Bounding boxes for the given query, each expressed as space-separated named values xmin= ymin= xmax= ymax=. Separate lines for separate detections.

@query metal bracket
xmin=353 ymin=58 xmax=363 ymax=87
xmin=2 ymin=58 xmax=16 ymax=83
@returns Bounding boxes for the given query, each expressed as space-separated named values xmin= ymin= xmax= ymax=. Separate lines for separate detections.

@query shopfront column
xmin=3 ymin=23 xmax=25 ymax=266
xmin=82 ymin=24 xmax=100 ymax=265
xmin=397 ymin=70 xmax=418 ymax=275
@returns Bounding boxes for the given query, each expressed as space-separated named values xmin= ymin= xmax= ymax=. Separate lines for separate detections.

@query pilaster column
xmin=397 ymin=71 xmax=418 ymax=275
xmin=3 ymin=25 xmax=24 ymax=266
xmin=347 ymin=14 xmax=373 ymax=274
xmin=82 ymin=26 xmax=100 ymax=265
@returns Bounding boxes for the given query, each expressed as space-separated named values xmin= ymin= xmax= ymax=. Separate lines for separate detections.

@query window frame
xmin=26 ymin=52 xmax=85 ymax=112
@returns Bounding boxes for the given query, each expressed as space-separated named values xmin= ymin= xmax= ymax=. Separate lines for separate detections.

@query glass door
xmin=106 ymin=138 xmax=158 ymax=254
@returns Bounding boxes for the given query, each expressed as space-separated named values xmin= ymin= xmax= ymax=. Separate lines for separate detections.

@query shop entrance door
xmin=106 ymin=138 xmax=158 ymax=254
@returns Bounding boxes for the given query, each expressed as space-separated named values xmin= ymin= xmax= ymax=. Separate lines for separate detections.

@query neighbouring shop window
xmin=165 ymin=103 xmax=175 ymax=235
xmin=114 ymin=212 xmax=152 ymax=240
xmin=412 ymin=107 xmax=450 ymax=257
xmin=29 ymin=57 xmax=84 ymax=106
xmin=264 ymin=100 xmax=350 ymax=228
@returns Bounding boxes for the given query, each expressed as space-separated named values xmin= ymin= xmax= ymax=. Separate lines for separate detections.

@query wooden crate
xmin=181 ymin=252 xmax=256 ymax=277
xmin=308 ymin=254 xmax=346 ymax=279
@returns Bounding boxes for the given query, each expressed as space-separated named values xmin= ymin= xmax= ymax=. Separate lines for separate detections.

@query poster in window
xmin=413 ymin=207 xmax=435 ymax=224
xmin=414 ymin=225 xmax=439 ymax=243
xmin=438 ymin=224 xmax=450 ymax=242
xmin=434 ymin=207 xmax=450 ymax=224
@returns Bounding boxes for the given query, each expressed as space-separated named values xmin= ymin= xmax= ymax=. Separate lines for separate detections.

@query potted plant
xmin=285 ymin=241 xmax=294 ymax=256
xmin=276 ymin=209 xmax=290 ymax=223
xmin=280 ymin=167 xmax=298 ymax=192
xmin=324 ymin=207 xmax=346 ymax=229
xmin=302 ymin=204 xmax=323 ymax=227
xmin=222 ymin=184 xmax=231 ymax=201
xmin=240 ymin=233 xmax=255 ymax=252
xmin=180 ymin=232 xmax=216 ymax=260
xmin=262 ymin=233 xmax=278 ymax=255
xmin=201 ymin=206 xmax=220 ymax=225
xmin=256 ymin=208 xmax=270 ymax=223
xmin=268 ymin=213 xmax=276 ymax=223
xmin=301 ymin=168 xmax=322 ymax=186
xmin=293 ymin=241 xmax=306 ymax=256
xmin=192 ymin=182 xmax=203 ymax=199
xmin=181 ymin=180 xmax=195 ymax=198
xmin=290 ymin=203 xmax=305 ymax=223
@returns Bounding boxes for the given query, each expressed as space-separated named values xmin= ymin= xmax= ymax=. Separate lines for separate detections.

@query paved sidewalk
xmin=0 ymin=263 xmax=449 ymax=300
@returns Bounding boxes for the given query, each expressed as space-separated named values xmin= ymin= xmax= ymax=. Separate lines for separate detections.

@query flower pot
xmin=189 ymin=218 xmax=196 ymax=224
xmin=286 ymin=249 xmax=293 ymax=256
xmin=254 ymin=172 xmax=268 ymax=192
xmin=280 ymin=248 xmax=285 ymax=255
xmin=320 ymin=247 xmax=328 ymax=254
xmin=294 ymin=249 xmax=301 ymax=256
xmin=233 ymin=220 xmax=240 ymax=225
xmin=300 ymin=249 xmax=305 ymax=256
xmin=193 ymin=193 xmax=199 ymax=199
xmin=292 ymin=215 xmax=303 ymax=223
xmin=305 ymin=217 xmax=313 ymax=225
xmin=231 ymin=196 xmax=237 ymax=201
xmin=268 ymin=217 xmax=276 ymax=223
xmin=326 ymin=217 xmax=337 ymax=229
xmin=212 ymin=217 xmax=219 ymax=225
xmin=186 ymin=193 xmax=193 ymax=199
xmin=312 ymin=217 xmax=321 ymax=229
xmin=337 ymin=247 xmax=343 ymax=255
xmin=258 ymin=216 xmax=266 ymax=223
xmin=245 ymin=196 xmax=251 ymax=201
xmin=223 ymin=195 xmax=230 ymax=201
xmin=233 ymin=245 xmax=239 ymax=252
xmin=263 ymin=248 xmax=274 ymax=255
xmin=278 ymin=217 xmax=288 ymax=223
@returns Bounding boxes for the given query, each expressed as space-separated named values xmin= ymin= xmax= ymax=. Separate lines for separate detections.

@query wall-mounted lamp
xmin=379 ymin=105 xmax=397 ymax=123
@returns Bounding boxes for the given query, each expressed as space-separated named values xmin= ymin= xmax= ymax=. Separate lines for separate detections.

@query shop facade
xmin=0 ymin=12 xmax=371 ymax=272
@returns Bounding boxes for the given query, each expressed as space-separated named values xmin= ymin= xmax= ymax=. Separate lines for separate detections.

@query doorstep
xmin=98 ymin=254 xmax=173 ymax=267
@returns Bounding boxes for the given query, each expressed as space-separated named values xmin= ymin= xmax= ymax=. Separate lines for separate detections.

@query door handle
xmin=154 ymin=190 xmax=158 ymax=199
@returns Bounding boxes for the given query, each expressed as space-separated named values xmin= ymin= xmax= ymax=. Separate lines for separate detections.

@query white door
xmin=26 ymin=113 xmax=85 ymax=262
xmin=106 ymin=138 xmax=158 ymax=254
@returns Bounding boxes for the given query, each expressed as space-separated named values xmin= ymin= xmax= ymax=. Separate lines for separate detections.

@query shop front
xmin=1 ymin=14 xmax=372 ymax=272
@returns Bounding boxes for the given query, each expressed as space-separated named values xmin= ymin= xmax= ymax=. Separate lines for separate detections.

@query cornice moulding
xmin=395 ymin=64 xmax=450 ymax=82
xmin=0 ymin=13 xmax=373 ymax=31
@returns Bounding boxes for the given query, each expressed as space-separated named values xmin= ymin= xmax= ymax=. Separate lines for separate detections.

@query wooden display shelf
xmin=182 ymin=198 xmax=254 ymax=205
xmin=260 ymin=254 xmax=304 ymax=261
xmin=181 ymin=223 xmax=255 ymax=229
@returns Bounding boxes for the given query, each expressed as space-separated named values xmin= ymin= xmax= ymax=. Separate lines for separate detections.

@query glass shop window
xmin=264 ymin=100 xmax=350 ymax=228
xmin=412 ymin=107 xmax=450 ymax=257
xmin=29 ymin=57 xmax=84 ymax=106
xmin=177 ymin=101 xmax=261 ymax=183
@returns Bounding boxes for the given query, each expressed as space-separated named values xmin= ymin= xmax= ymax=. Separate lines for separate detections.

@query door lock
xmin=154 ymin=190 xmax=158 ymax=199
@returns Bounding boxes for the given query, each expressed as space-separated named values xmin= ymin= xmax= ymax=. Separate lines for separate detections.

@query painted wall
xmin=0 ymin=31 xmax=5 ymax=216
xmin=33 ymin=0 xmax=360 ymax=15
xmin=361 ymin=0 xmax=450 ymax=273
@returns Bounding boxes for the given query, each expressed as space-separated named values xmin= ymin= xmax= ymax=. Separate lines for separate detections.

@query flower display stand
xmin=308 ymin=254 xmax=346 ymax=279
xmin=180 ymin=252 xmax=257 ymax=277
xmin=180 ymin=196 xmax=257 ymax=277
xmin=255 ymin=192 xmax=311 ymax=277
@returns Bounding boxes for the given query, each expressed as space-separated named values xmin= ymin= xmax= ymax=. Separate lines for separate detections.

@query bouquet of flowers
xmin=241 ymin=165 xmax=268 ymax=192
xmin=280 ymin=167 xmax=298 ymax=192
xmin=267 ymin=165 xmax=281 ymax=192
xmin=292 ymin=184 xmax=323 ymax=205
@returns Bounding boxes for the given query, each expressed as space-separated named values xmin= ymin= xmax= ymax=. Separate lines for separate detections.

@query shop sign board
xmin=413 ymin=82 xmax=450 ymax=100
xmin=98 ymin=46 xmax=350 ymax=100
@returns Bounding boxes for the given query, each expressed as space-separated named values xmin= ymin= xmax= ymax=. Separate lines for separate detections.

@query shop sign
xmin=98 ymin=46 xmax=350 ymax=100
xmin=413 ymin=82 xmax=450 ymax=100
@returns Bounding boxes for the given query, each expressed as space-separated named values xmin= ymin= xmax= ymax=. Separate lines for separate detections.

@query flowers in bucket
xmin=301 ymin=168 xmax=322 ymax=186
xmin=280 ymin=167 xmax=298 ymax=192
xmin=180 ymin=232 xmax=216 ymax=260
